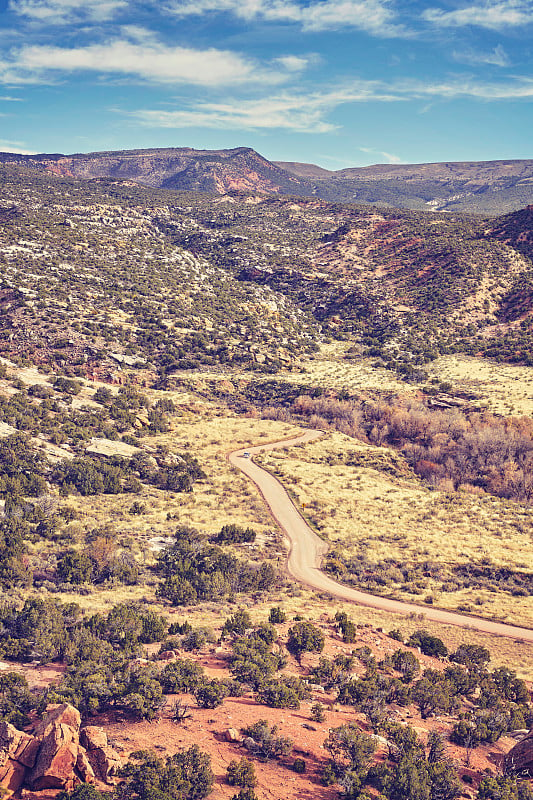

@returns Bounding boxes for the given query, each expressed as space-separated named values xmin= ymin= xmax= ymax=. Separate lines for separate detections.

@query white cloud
xmin=120 ymin=83 xmax=403 ymax=133
xmin=123 ymin=99 xmax=339 ymax=133
xmin=164 ymin=0 xmax=406 ymax=36
xmin=274 ymin=55 xmax=310 ymax=72
xmin=399 ymin=75 xmax=533 ymax=99
xmin=3 ymin=38 xmax=299 ymax=86
xmin=387 ymin=74 xmax=533 ymax=101
xmin=359 ymin=146 xmax=401 ymax=163
xmin=118 ymin=25 xmax=159 ymax=43
xmin=452 ymin=44 xmax=510 ymax=66
xmin=0 ymin=95 xmax=23 ymax=101
xmin=118 ymin=73 xmax=533 ymax=134
xmin=8 ymin=0 xmax=129 ymax=24
xmin=423 ymin=1 xmax=533 ymax=30
xmin=300 ymin=0 xmax=402 ymax=33
xmin=0 ymin=139 xmax=35 ymax=153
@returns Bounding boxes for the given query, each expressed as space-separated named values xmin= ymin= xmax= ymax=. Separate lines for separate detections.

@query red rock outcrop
xmin=504 ymin=729 xmax=533 ymax=776
xmin=0 ymin=705 xmax=125 ymax=794
xmin=29 ymin=704 xmax=84 ymax=791
xmin=80 ymin=726 xmax=123 ymax=782
xmin=0 ymin=722 xmax=40 ymax=797
xmin=80 ymin=727 xmax=108 ymax=751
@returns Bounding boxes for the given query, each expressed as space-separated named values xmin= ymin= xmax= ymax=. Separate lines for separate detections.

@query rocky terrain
xmin=1 ymin=618 xmax=532 ymax=800
xmin=2 ymin=164 xmax=533 ymax=381
xmin=3 ymin=147 xmax=533 ymax=213
xmin=0 ymin=158 xmax=532 ymax=800
xmin=0 ymin=704 xmax=122 ymax=795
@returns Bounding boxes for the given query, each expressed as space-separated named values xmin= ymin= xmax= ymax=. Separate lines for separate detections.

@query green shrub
xmin=115 ymin=747 xmax=214 ymax=800
xmin=160 ymin=660 xmax=204 ymax=693
xmin=287 ymin=620 xmax=325 ymax=661
xmin=407 ymin=630 xmax=448 ymax=658
xmin=226 ymin=757 xmax=256 ymax=788
xmin=194 ymin=679 xmax=228 ymax=709
xmin=268 ymin=606 xmax=286 ymax=624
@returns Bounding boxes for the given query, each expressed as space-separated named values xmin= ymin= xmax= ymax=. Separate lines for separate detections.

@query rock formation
xmin=0 ymin=722 xmax=40 ymax=796
xmin=30 ymin=704 xmax=87 ymax=790
xmin=504 ymin=728 xmax=533 ymax=776
xmin=80 ymin=726 xmax=123 ymax=782
xmin=0 ymin=703 xmax=124 ymax=798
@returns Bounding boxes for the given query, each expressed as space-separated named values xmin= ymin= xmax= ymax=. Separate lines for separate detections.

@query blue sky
xmin=0 ymin=0 xmax=532 ymax=167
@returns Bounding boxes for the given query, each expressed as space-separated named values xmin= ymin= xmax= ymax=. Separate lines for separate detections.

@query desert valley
xmin=0 ymin=147 xmax=532 ymax=800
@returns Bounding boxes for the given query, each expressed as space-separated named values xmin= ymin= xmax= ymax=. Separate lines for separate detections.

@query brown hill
xmin=4 ymin=147 xmax=533 ymax=213
xmin=273 ymin=160 xmax=334 ymax=178
xmin=273 ymin=158 xmax=533 ymax=213
xmin=489 ymin=204 xmax=533 ymax=260
xmin=0 ymin=147 xmax=305 ymax=196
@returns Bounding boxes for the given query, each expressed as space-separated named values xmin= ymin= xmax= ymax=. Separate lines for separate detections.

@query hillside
xmin=277 ymin=158 xmax=533 ymax=213
xmin=4 ymin=147 xmax=533 ymax=213
xmin=490 ymin=205 xmax=533 ymax=261
xmin=1 ymin=164 xmax=533 ymax=381
xmin=0 ymin=165 xmax=320 ymax=380
xmin=0 ymin=163 xmax=532 ymax=800
xmin=0 ymin=147 xmax=304 ymax=196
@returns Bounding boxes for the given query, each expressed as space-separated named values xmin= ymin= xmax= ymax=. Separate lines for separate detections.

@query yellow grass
xmin=7 ymin=357 xmax=533 ymax=677
xmin=163 ymin=343 xmax=413 ymax=397
xmin=427 ymin=354 xmax=533 ymax=416
xmin=257 ymin=430 xmax=533 ymax=629
xmin=168 ymin=343 xmax=533 ymax=419
xmin=52 ymin=407 xmax=301 ymax=567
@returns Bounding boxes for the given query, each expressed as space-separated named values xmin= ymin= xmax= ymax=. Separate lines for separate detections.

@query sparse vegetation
xmin=0 ymin=162 xmax=531 ymax=800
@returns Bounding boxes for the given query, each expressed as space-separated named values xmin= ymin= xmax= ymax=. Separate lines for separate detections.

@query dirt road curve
xmin=229 ymin=430 xmax=533 ymax=643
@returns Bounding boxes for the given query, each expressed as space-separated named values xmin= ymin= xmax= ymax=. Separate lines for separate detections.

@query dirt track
xmin=229 ymin=430 xmax=533 ymax=643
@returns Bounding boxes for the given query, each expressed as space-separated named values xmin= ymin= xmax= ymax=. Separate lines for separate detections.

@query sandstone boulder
xmin=504 ymin=729 xmax=533 ymax=776
xmin=29 ymin=703 xmax=83 ymax=791
xmin=0 ymin=722 xmax=40 ymax=768
xmin=0 ymin=722 xmax=40 ymax=798
xmin=86 ymin=746 xmax=123 ymax=782
xmin=33 ymin=704 xmax=81 ymax=741
xmin=224 ymin=728 xmax=242 ymax=744
xmin=80 ymin=727 xmax=108 ymax=751
xmin=80 ymin=726 xmax=123 ymax=782
xmin=0 ymin=704 xmax=111 ymax=794
xmin=0 ymin=756 xmax=27 ymax=797
xmin=75 ymin=750 xmax=95 ymax=783
xmin=243 ymin=737 xmax=257 ymax=752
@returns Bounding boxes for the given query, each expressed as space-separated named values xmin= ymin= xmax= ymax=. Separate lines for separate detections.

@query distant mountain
xmin=272 ymin=161 xmax=334 ymax=179
xmin=0 ymin=146 xmax=304 ymax=196
xmin=278 ymin=158 xmax=533 ymax=182
xmin=277 ymin=158 xmax=533 ymax=214
xmin=3 ymin=146 xmax=533 ymax=214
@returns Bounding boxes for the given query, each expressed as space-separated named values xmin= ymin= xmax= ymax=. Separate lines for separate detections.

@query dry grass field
xmin=8 ymin=359 xmax=533 ymax=679
xmin=169 ymin=344 xmax=412 ymax=397
xmin=427 ymin=354 xmax=533 ymax=416
xmin=256 ymin=431 xmax=533 ymax=629
xmin=38 ymin=401 xmax=300 ymax=562
xmin=167 ymin=342 xmax=533 ymax=417
xmin=39 ymin=393 xmax=533 ymax=677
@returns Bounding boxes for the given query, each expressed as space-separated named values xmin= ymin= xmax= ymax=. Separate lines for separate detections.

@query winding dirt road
xmin=229 ymin=430 xmax=533 ymax=643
